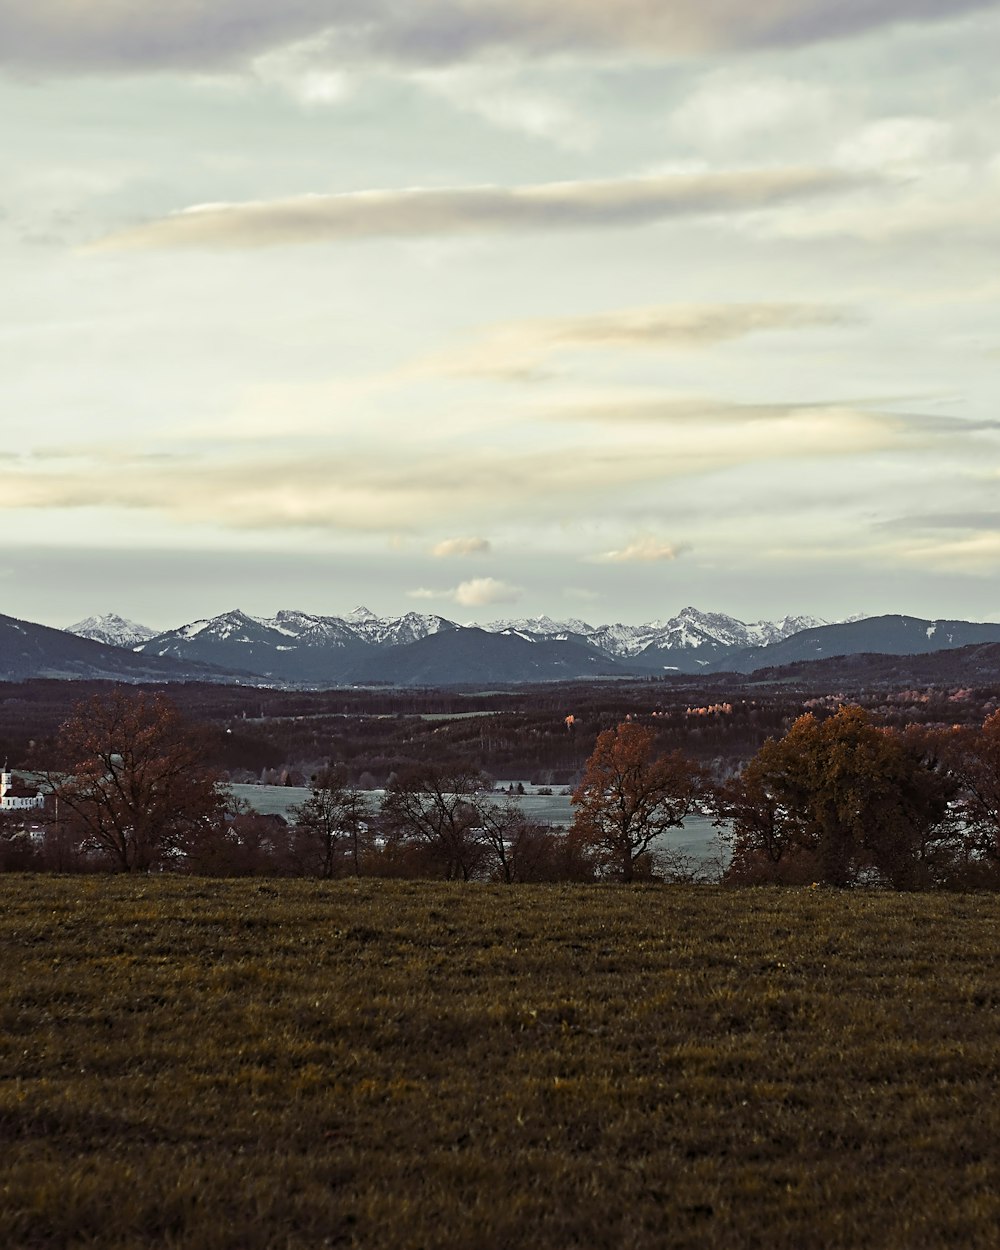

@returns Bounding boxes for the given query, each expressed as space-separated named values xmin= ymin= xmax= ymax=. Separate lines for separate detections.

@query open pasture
xmin=3 ymin=878 xmax=1000 ymax=1248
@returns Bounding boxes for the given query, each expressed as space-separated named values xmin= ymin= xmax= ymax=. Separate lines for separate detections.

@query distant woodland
xmin=1 ymin=674 xmax=996 ymax=787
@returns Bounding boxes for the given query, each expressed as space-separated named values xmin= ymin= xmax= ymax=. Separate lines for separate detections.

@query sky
xmin=3 ymin=0 xmax=1000 ymax=631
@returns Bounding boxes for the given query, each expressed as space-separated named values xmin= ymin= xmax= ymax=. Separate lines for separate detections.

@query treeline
xmin=3 ymin=677 xmax=998 ymax=786
xmin=720 ymin=705 xmax=1000 ymax=889
xmin=4 ymin=691 xmax=1000 ymax=891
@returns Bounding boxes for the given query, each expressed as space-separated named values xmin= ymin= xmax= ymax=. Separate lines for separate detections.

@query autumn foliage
xmin=718 ymin=705 xmax=958 ymax=888
xmin=570 ymin=721 xmax=706 ymax=881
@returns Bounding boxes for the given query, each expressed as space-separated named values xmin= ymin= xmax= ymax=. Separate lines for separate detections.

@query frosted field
xmin=231 ymin=784 xmax=726 ymax=869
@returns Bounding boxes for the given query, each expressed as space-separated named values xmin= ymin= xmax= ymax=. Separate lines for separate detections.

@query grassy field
xmin=3 ymin=879 xmax=1000 ymax=1249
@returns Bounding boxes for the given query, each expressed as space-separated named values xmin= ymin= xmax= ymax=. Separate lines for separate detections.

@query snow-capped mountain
xmin=261 ymin=609 xmax=367 ymax=650
xmin=67 ymin=613 xmax=159 ymax=649
xmin=23 ymin=606 xmax=1000 ymax=686
xmin=482 ymin=607 xmax=827 ymax=659
xmin=641 ymin=607 xmax=828 ymax=652
xmin=483 ymin=615 xmax=596 ymax=638
xmin=344 ymin=606 xmax=459 ymax=648
xmin=131 ymin=606 xmax=461 ymax=682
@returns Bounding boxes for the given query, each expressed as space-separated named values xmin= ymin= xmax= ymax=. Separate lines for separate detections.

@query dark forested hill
xmin=0 ymin=613 xmax=241 ymax=683
xmin=343 ymin=627 xmax=638 ymax=686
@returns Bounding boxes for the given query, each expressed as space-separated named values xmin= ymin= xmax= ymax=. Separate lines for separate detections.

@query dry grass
xmin=3 ymin=878 xmax=1000 ymax=1248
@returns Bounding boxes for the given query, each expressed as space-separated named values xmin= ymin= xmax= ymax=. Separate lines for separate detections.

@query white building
xmin=0 ymin=768 xmax=46 ymax=812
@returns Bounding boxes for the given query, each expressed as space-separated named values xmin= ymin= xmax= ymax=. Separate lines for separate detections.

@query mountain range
xmin=44 ymin=605 xmax=1000 ymax=687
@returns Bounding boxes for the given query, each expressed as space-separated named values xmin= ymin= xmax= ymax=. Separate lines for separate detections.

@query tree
xmin=47 ymin=689 xmax=227 ymax=873
xmin=290 ymin=766 xmax=370 ymax=878
xmin=178 ymin=803 xmax=293 ymax=877
xmin=719 ymin=706 xmax=955 ymax=888
xmin=380 ymin=764 xmax=490 ymax=880
xmin=476 ymin=798 xmax=562 ymax=883
xmin=570 ymin=722 xmax=705 ymax=881
xmin=939 ymin=711 xmax=1000 ymax=876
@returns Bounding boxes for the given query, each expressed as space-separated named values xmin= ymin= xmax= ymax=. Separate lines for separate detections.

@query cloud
xmin=407 ymin=577 xmax=522 ymax=606
xmin=835 ymin=117 xmax=953 ymax=172
xmin=453 ymin=577 xmax=521 ymax=606
xmin=753 ymin=154 xmax=1000 ymax=244
xmin=407 ymin=63 xmax=595 ymax=148
xmin=418 ymin=302 xmax=852 ymax=380
xmin=431 ymin=536 xmax=492 ymax=557
xmin=592 ymin=536 xmax=686 ymax=563
xmin=893 ymin=532 xmax=1000 ymax=572
xmin=671 ymin=72 xmax=834 ymax=147
xmin=2 ymin=1 xmax=994 ymax=74
xmin=88 ymin=168 xmax=866 ymax=251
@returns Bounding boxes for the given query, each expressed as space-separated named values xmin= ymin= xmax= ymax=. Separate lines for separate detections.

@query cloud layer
xmin=3 ymin=1 xmax=995 ymax=73
xmin=90 ymin=168 xmax=865 ymax=251
xmin=0 ymin=398 xmax=950 ymax=537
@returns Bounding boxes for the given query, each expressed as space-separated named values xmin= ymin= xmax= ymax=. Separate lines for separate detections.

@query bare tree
xmin=291 ymin=766 xmax=370 ymax=878
xmin=380 ymin=765 xmax=490 ymax=880
xmin=47 ymin=689 xmax=226 ymax=873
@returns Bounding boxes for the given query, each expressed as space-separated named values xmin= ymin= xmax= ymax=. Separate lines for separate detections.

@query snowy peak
xmin=637 ymin=607 xmax=829 ymax=656
xmin=123 ymin=604 xmax=466 ymax=683
xmin=67 ymin=613 xmax=158 ymax=650
xmin=260 ymin=610 xmax=361 ymax=649
xmin=480 ymin=607 xmax=830 ymax=659
xmin=73 ymin=604 xmax=829 ymax=663
xmin=348 ymin=611 xmax=459 ymax=648
xmin=174 ymin=610 xmax=265 ymax=643
xmin=484 ymin=615 xmax=595 ymax=637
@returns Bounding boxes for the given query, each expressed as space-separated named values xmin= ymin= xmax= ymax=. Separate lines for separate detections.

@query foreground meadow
xmin=3 ymin=879 xmax=1000 ymax=1249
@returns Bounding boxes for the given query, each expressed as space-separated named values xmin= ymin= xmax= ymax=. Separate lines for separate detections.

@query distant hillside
xmin=706 ymin=615 xmax=1000 ymax=675
xmin=748 ymin=641 xmax=1000 ymax=688
xmin=0 ymin=614 xmax=243 ymax=684
xmin=343 ymin=627 xmax=638 ymax=686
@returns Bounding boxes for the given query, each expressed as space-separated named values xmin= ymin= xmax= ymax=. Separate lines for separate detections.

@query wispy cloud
xmin=592 ymin=536 xmax=687 ymax=564
xmin=88 ymin=168 xmax=867 ymax=251
xmin=893 ymin=531 xmax=1000 ymax=572
xmin=3 ymin=1 xmax=993 ymax=74
xmin=0 ymin=395 xmax=980 ymax=538
xmin=876 ymin=511 xmax=1000 ymax=533
xmin=417 ymin=302 xmax=852 ymax=380
xmin=431 ymin=536 xmax=492 ymax=557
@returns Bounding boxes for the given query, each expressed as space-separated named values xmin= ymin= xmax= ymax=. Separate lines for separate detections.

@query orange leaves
xmin=571 ymin=721 xmax=706 ymax=881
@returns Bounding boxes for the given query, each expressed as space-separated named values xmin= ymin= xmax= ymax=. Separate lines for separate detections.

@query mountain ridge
xmin=71 ymin=605 xmax=829 ymax=659
xmin=28 ymin=605 xmax=1000 ymax=687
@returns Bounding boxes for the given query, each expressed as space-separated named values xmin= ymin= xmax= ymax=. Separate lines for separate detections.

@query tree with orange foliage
xmin=719 ymin=705 xmax=954 ymax=888
xmin=48 ymin=689 xmax=227 ymax=873
xmin=571 ymin=721 xmax=706 ymax=881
